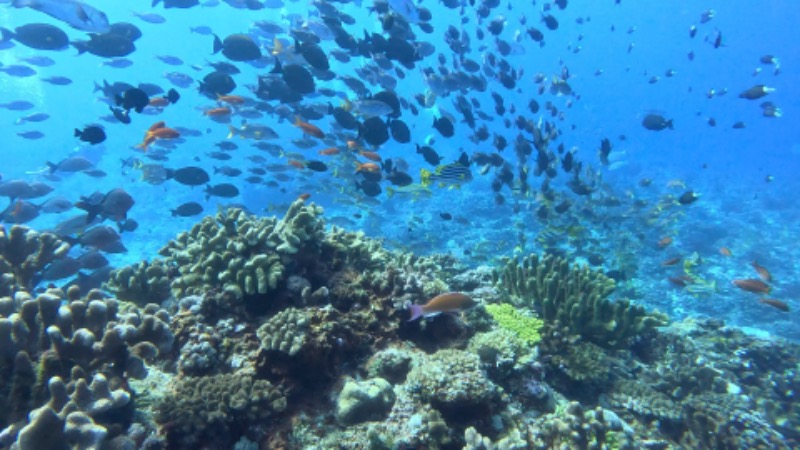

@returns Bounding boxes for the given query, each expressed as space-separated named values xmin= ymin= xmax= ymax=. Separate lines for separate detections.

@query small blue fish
xmin=0 ymin=64 xmax=37 ymax=77
xmin=15 ymin=112 xmax=50 ymax=124
xmin=17 ymin=55 xmax=54 ymax=67
xmin=17 ymin=130 xmax=45 ymax=139
xmin=101 ymin=58 xmax=134 ymax=68
xmin=41 ymin=75 xmax=72 ymax=85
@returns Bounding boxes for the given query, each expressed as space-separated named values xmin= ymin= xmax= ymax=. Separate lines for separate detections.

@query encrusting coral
xmin=493 ymin=253 xmax=667 ymax=347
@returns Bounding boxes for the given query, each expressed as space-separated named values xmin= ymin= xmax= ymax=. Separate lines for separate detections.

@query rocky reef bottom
xmin=0 ymin=202 xmax=798 ymax=449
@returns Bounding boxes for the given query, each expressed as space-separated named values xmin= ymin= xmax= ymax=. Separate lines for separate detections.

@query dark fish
xmin=416 ymin=144 xmax=443 ymax=166
xmin=0 ymin=200 xmax=40 ymax=223
xmin=598 ymin=138 xmax=612 ymax=165
xmin=641 ymin=114 xmax=673 ymax=131
xmin=72 ymin=32 xmax=136 ymax=57
xmin=389 ymin=119 xmax=411 ymax=143
xmin=329 ymin=104 xmax=359 ymax=130
xmin=0 ymin=23 xmax=68 ymax=50
xmin=171 ymin=201 xmax=204 ymax=217
xmin=41 ymin=257 xmax=82 ymax=281
xmin=75 ymin=125 xmax=106 ymax=144
xmin=440 ymin=212 xmax=453 ymax=220
xmin=678 ymin=191 xmax=700 ymax=205
xmin=75 ymin=188 xmax=135 ymax=222
xmin=115 ymin=88 xmax=150 ymax=113
xmin=167 ymin=166 xmax=211 ymax=186
xmin=359 ymin=117 xmax=390 ymax=146
xmin=271 ymin=59 xmax=315 ymax=94
xmin=117 ymin=218 xmax=138 ymax=233
xmin=356 ymin=180 xmax=382 ymax=197
xmin=294 ymin=38 xmax=329 ymax=71
xmin=199 ymin=71 xmax=236 ymax=98
xmin=542 ymin=13 xmax=559 ymax=30
xmin=386 ymin=170 xmax=413 ymax=187
xmin=305 ymin=160 xmax=328 ymax=172
xmin=108 ymin=22 xmax=142 ymax=42
xmin=554 ymin=200 xmax=572 ymax=214
xmin=204 ymin=183 xmax=240 ymax=199
xmin=109 ymin=106 xmax=131 ymax=124
xmin=39 ymin=196 xmax=73 ymax=213
xmin=433 ymin=116 xmax=454 ymax=137
xmin=77 ymin=249 xmax=109 ymax=270
xmin=213 ymin=33 xmax=262 ymax=61
xmin=77 ymin=225 xmax=122 ymax=251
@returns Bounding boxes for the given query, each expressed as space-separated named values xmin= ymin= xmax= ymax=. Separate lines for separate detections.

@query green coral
xmin=255 ymin=307 xmax=310 ymax=356
xmin=493 ymin=253 xmax=667 ymax=348
xmin=484 ymin=303 xmax=543 ymax=345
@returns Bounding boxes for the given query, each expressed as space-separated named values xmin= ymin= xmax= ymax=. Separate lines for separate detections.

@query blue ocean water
xmin=0 ymin=0 xmax=797 ymax=343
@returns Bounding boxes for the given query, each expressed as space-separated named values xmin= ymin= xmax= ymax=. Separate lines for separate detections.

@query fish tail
xmin=212 ymin=34 xmax=223 ymax=54
xmin=74 ymin=128 xmax=82 ymax=137
xmin=227 ymin=125 xmax=236 ymax=139
xmin=666 ymin=119 xmax=674 ymax=130
xmin=407 ymin=304 xmax=424 ymax=321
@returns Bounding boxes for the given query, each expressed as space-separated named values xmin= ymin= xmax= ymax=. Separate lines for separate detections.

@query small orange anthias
xmin=137 ymin=121 xmax=180 ymax=151
xmin=407 ymin=292 xmax=476 ymax=321
xmin=751 ymin=260 xmax=772 ymax=283
xmin=731 ymin=278 xmax=771 ymax=294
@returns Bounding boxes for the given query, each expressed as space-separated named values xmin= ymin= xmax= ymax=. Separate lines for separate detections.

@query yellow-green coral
xmin=485 ymin=303 xmax=543 ymax=345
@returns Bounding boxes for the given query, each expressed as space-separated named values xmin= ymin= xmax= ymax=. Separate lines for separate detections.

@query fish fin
xmin=212 ymin=34 xmax=223 ymax=54
xmin=407 ymin=304 xmax=424 ymax=321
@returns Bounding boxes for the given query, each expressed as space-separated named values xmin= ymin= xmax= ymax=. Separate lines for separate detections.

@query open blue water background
xmin=0 ymin=0 xmax=798 ymax=338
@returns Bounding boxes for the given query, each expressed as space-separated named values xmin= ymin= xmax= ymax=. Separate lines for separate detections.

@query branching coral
xmin=0 ymin=225 xmax=70 ymax=295
xmin=493 ymin=253 xmax=667 ymax=347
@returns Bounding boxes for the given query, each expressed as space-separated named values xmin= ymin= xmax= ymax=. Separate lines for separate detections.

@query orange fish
xmin=751 ymin=260 xmax=772 ymax=283
xmin=657 ymin=236 xmax=673 ymax=248
xmin=346 ymin=140 xmax=361 ymax=150
xmin=661 ymin=257 xmax=681 ymax=266
xmin=204 ymin=107 xmax=232 ymax=117
xmin=759 ymin=298 xmax=789 ymax=312
xmin=359 ymin=150 xmax=382 ymax=162
xmin=318 ymin=147 xmax=340 ymax=156
xmin=719 ymin=247 xmax=732 ymax=257
xmin=138 ymin=121 xmax=180 ymax=151
xmin=732 ymin=278 xmax=771 ymax=294
xmin=149 ymin=97 xmax=170 ymax=107
xmin=217 ymin=94 xmax=246 ymax=105
xmin=355 ymin=162 xmax=380 ymax=173
xmin=408 ymin=292 xmax=476 ymax=321
xmin=294 ymin=116 xmax=325 ymax=139
xmin=288 ymin=160 xmax=305 ymax=169
xmin=298 ymin=193 xmax=311 ymax=201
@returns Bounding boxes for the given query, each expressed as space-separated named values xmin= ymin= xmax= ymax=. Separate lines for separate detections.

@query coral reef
xmin=154 ymin=372 xmax=286 ymax=448
xmin=0 ymin=225 xmax=70 ymax=295
xmin=405 ymin=349 xmax=502 ymax=421
xmin=493 ymin=253 xmax=667 ymax=347
xmin=483 ymin=302 xmax=544 ymax=345
xmin=335 ymin=377 xmax=395 ymax=425
xmin=105 ymin=259 xmax=172 ymax=304
xmin=157 ymin=201 xmax=325 ymax=302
